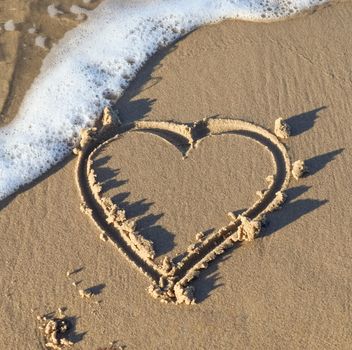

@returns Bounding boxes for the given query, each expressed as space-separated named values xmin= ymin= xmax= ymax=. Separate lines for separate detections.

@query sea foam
xmin=0 ymin=0 xmax=327 ymax=200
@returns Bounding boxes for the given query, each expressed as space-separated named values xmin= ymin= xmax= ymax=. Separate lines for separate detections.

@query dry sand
xmin=1 ymin=1 xmax=352 ymax=349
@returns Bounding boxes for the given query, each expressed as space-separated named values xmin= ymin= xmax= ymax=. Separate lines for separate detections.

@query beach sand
xmin=1 ymin=1 xmax=352 ymax=349
xmin=0 ymin=0 xmax=102 ymax=125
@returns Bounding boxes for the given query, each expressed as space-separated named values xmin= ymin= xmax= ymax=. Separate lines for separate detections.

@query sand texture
xmin=0 ymin=0 xmax=102 ymax=125
xmin=1 ymin=1 xmax=352 ymax=349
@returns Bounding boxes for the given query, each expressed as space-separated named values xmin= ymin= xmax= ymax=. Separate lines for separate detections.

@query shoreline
xmin=0 ymin=1 xmax=351 ymax=349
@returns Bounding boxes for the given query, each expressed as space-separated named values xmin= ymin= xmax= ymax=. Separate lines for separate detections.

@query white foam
xmin=4 ymin=20 xmax=16 ymax=31
xmin=70 ymin=5 xmax=89 ymax=20
xmin=0 ymin=0 xmax=327 ymax=200
xmin=35 ymin=35 xmax=48 ymax=49
xmin=28 ymin=27 xmax=37 ymax=34
xmin=47 ymin=4 xmax=64 ymax=17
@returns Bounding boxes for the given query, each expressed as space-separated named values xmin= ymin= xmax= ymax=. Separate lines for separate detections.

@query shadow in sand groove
xmin=93 ymin=154 xmax=176 ymax=257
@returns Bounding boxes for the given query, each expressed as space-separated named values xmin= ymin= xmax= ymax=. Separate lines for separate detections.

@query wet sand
xmin=0 ymin=0 xmax=102 ymax=125
xmin=0 ymin=1 xmax=352 ymax=349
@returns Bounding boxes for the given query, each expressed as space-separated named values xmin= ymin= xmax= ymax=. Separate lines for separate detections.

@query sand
xmin=0 ymin=0 xmax=102 ymax=125
xmin=1 ymin=1 xmax=352 ymax=349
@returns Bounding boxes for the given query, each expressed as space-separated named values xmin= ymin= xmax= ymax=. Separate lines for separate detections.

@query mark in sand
xmin=75 ymin=110 xmax=305 ymax=304
xmin=36 ymin=309 xmax=85 ymax=349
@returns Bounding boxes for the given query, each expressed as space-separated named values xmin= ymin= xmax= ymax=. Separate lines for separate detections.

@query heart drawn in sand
xmin=75 ymin=115 xmax=291 ymax=304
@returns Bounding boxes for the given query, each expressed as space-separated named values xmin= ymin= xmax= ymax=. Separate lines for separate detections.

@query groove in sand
xmin=75 ymin=113 xmax=292 ymax=304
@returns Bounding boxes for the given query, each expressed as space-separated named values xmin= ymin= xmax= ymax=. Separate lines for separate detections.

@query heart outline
xmin=75 ymin=117 xmax=291 ymax=304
